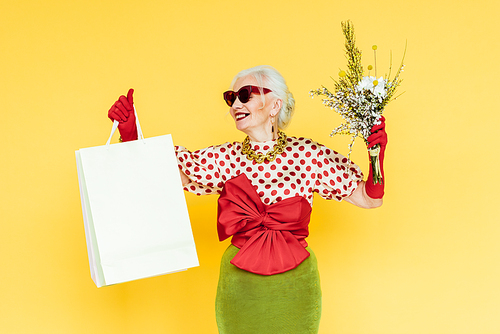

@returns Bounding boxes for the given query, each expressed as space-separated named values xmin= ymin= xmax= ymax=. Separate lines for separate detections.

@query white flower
xmin=356 ymin=76 xmax=387 ymax=97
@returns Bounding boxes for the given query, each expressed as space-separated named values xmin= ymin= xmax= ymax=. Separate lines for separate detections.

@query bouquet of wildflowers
xmin=310 ymin=20 xmax=405 ymax=184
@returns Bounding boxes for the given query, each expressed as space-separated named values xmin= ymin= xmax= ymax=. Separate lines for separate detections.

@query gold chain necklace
xmin=241 ymin=131 xmax=287 ymax=163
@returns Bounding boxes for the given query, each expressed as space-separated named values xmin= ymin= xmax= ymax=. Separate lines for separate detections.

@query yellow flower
xmin=372 ymin=45 xmax=378 ymax=50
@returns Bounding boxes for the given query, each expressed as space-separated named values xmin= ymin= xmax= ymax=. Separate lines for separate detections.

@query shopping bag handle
xmin=106 ymin=105 xmax=144 ymax=146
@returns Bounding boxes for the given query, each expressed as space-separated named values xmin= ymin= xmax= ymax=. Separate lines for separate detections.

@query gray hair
xmin=230 ymin=65 xmax=295 ymax=130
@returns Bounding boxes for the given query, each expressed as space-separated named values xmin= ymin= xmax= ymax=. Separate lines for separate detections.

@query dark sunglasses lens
xmin=224 ymin=91 xmax=235 ymax=106
xmin=238 ymin=86 xmax=251 ymax=103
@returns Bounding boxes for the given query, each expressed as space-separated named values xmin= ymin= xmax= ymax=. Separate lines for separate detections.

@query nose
xmin=232 ymin=96 xmax=244 ymax=109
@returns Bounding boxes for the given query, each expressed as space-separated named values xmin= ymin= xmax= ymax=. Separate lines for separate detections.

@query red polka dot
xmin=265 ymin=184 xmax=271 ymax=189
xmin=277 ymin=172 xmax=283 ymax=177
xmin=259 ymin=179 xmax=265 ymax=184
xmin=299 ymin=146 xmax=305 ymax=151
xmin=295 ymin=166 xmax=301 ymax=171
xmin=311 ymin=145 xmax=317 ymax=150
xmin=301 ymin=173 xmax=306 ymax=178
xmin=300 ymin=159 xmax=305 ymax=165
xmin=293 ymin=153 xmax=299 ymax=158
xmin=278 ymin=183 xmax=284 ymax=188
xmin=337 ymin=176 xmax=342 ymax=183
xmin=271 ymin=165 xmax=276 ymax=170
xmin=214 ymin=172 xmax=220 ymax=178
xmin=206 ymin=174 xmax=212 ymax=180
xmin=271 ymin=190 xmax=277 ymax=196
xmin=207 ymin=152 xmax=213 ymax=158
xmin=305 ymin=152 xmax=311 ymax=158
xmin=220 ymin=161 xmax=225 ymax=166
xmin=253 ymin=172 xmax=258 ymax=178
xmin=284 ymin=176 xmax=291 ymax=181
xmin=276 ymin=158 xmax=282 ymax=164
xmin=263 ymin=145 xmax=270 ymax=150
xmin=208 ymin=164 xmax=214 ymax=170
xmin=288 ymin=160 xmax=294 ymax=165
xmin=258 ymin=166 xmax=264 ymax=171
xmin=323 ymin=171 xmax=329 ymax=177
xmin=246 ymin=167 xmax=252 ymax=172
xmin=259 ymin=191 xmax=264 ymax=197
xmin=264 ymin=198 xmax=270 ymax=204
xmin=265 ymin=172 xmax=271 ymax=178
xmin=284 ymin=189 xmax=290 ymax=195
xmin=220 ymin=148 xmax=226 ymax=153
xmin=241 ymin=161 xmax=246 ymax=167
xmin=286 ymin=147 xmax=292 ymax=152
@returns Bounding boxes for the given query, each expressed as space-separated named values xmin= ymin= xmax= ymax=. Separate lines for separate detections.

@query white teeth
xmin=236 ymin=114 xmax=248 ymax=120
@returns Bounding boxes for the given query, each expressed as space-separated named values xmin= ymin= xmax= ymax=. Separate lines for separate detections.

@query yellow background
xmin=2 ymin=0 xmax=499 ymax=333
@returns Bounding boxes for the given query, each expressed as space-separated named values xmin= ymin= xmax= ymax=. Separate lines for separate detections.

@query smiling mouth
xmin=236 ymin=113 xmax=250 ymax=121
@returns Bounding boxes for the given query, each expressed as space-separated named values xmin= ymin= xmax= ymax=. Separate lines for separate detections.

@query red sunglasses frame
xmin=223 ymin=85 xmax=272 ymax=107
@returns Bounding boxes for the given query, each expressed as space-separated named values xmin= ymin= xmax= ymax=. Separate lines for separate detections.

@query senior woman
xmin=108 ymin=65 xmax=387 ymax=333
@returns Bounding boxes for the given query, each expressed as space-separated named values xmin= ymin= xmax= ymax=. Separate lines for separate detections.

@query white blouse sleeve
xmin=175 ymin=143 xmax=235 ymax=195
xmin=313 ymin=143 xmax=364 ymax=201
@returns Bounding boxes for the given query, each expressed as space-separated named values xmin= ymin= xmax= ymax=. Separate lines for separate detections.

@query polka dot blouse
xmin=175 ymin=136 xmax=364 ymax=206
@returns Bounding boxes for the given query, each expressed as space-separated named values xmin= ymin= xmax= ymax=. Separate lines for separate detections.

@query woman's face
xmin=229 ymin=75 xmax=279 ymax=141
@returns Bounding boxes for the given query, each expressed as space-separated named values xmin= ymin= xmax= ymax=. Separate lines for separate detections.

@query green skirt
xmin=215 ymin=245 xmax=322 ymax=334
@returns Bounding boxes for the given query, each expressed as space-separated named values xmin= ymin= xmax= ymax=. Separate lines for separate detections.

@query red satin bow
xmin=217 ymin=174 xmax=312 ymax=275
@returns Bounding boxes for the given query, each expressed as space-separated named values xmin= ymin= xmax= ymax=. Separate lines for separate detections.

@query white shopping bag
xmin=75 ymin=109 xmax=198 ymax=287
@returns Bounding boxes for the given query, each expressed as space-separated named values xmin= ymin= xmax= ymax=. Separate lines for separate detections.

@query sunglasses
xmin=223 ymin=85 xmax=272 ymax=107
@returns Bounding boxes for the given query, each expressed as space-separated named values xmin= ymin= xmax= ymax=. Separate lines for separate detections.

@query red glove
xmin=108 ymin=89 xmax=138 ymax=142
xmin=365 ymin=116 xmax=387 ymax=199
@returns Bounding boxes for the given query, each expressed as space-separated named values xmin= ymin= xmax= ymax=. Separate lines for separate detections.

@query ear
xmin=271 ymin=98 xmax=283 ymax=115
